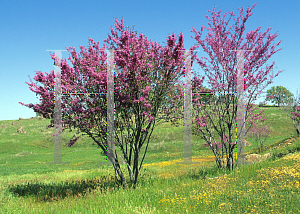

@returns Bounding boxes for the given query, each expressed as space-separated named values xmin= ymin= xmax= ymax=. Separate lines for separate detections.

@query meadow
xmin=0 ymin=105 xmax=299 ymax=213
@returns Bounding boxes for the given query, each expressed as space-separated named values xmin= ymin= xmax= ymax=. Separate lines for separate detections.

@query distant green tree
xmin=264 ymin=86 xmax=294 ymax=107
xmin=159 ymin=83 xmax=214 ymax=109
xmin=194 ymin=85 xmax=215 ymax=105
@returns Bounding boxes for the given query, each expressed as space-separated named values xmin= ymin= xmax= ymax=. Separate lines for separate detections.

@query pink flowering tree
xmin=246 ymin=121 xmax=271 ymax=153
xmin=19 ymin=18 xmax=204 ymax=189
xmin=162 ymin=3 xmax=283 ymax=170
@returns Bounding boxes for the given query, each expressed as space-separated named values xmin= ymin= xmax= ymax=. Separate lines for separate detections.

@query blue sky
xmin=1 ymin=0 xmax=299 ymax=121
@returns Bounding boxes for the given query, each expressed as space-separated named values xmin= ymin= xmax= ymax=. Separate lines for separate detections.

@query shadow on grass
xmin=7 ymin=175 xmax=124 ymax=202
xmin=174 ymin=161 xmax=238 ymax=181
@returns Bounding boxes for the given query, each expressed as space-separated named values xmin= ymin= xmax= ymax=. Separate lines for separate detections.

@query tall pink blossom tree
xmin=162 ymin=3 xmax=283 ymax=170
xmin=19 ymin=18 xmax=203 ymax=189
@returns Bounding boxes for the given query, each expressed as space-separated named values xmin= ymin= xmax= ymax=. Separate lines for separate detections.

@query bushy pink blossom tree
xmin=19 ymin=18 xmax=203 ymax=189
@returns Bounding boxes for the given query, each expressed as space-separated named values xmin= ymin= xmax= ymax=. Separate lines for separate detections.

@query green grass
xmin=0 ymin=106 xmax=299 ymax=213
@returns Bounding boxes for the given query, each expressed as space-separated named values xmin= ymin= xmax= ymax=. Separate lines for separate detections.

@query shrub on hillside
xmin=259 ymin=101 xmax=267 ymax=107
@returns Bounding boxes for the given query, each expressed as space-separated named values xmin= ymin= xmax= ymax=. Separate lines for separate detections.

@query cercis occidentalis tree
xmin=19 ymin=18 xmax=203 ymax=189
xmin=246 ymin=122 xmax=271 ymax=153
xmin=162 ymin=3 xmax=283 ymax=171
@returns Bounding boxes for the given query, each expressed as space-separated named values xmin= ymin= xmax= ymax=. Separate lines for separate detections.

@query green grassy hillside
xmin=0 ymin=106 xmax=299 ymax=213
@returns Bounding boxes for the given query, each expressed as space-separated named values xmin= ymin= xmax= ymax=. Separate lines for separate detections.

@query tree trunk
xmin=226 ymin=152 xmax=235 ymax=171
xmin=132 ymin=151 xmax=140 ymax=189
xmin=295 ymin=123 xmax=300 ymax=137
xmin=107 ymin=155 xmax=128 ymax=189
xmin=292 ymin=119 xmax=300 ymax=137
xmin=214 ymin=146 xmax=236 ymax=171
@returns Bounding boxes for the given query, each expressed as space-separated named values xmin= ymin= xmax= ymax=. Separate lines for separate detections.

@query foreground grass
xmin=0 ymin=106 xmax=299 ymax=213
